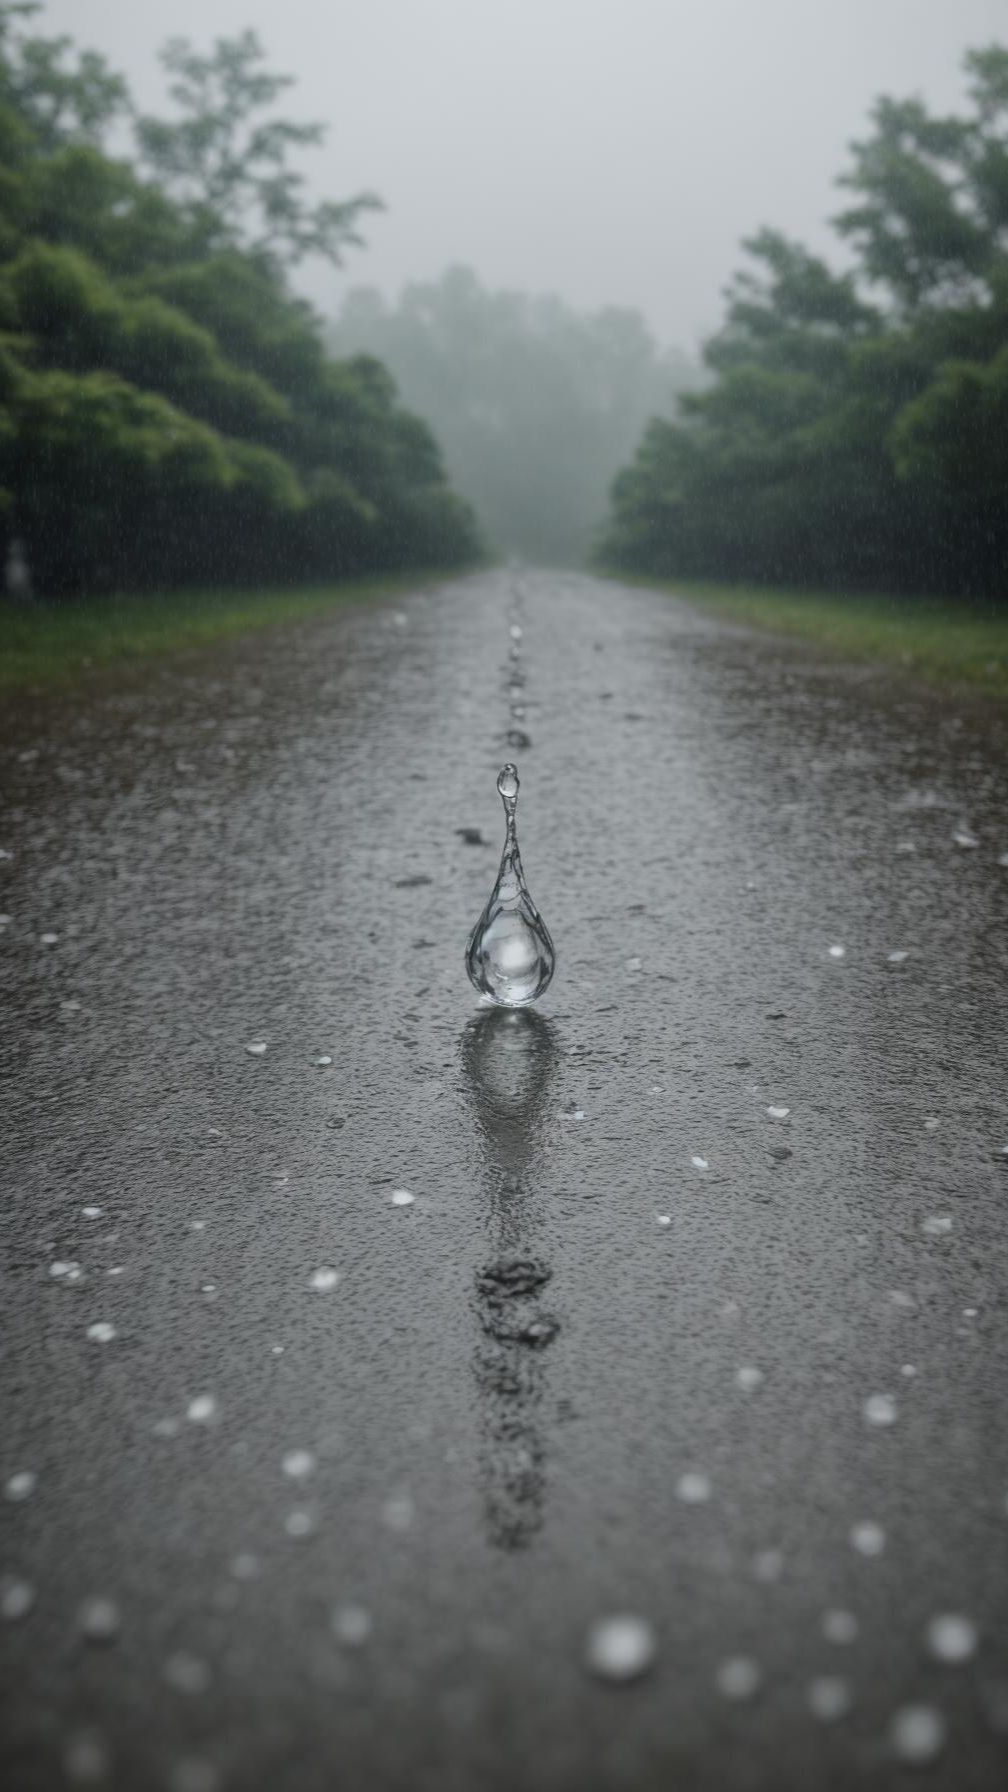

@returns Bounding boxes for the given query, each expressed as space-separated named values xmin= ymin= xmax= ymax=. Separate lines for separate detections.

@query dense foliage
xmin=599 ymin=48 xmax=1008 ymax=600
xmin=331 ymin=267 xmax=700 ymax=565
xmin=0 ymin=5 xmax=479 ymax=597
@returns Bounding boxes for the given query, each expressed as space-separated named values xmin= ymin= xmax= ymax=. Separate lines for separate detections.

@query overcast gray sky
xmin=43 ymin=0 xmax=1008 ymax=350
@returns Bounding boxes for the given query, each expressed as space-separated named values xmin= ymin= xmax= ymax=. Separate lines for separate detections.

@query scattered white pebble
xmin=922 ymin=1214 xmax=952 ymax=1237
xmin=4 ymin=1469 xmax=37 ymax=1502
xmin=164 ymin=1651 xmax=212 ymax=1695
xmin=736 ymin=1366 xmax=764 ymax=1393
xmin=752 ymin=1548 xmax=783 ymax=1583
xmin=887 ymin=950 xmax=909 ymax=964
xmin=716 ymin=1656 xmax=761 ymax=1700
xmin=0 ymin=1576 xmax=35 ymax=1620
xmin=766 ymin=1105 xmax=790 ymax=1120
xmin=284 ymin=1509 xmax=315 ymax=1539
xmin=86 ymin=1321 xmax=117 ymax=1344
xmin=332 ymin=1603 xmax=372 ymax=1647
xmin=584 ymin=1614 xmax=656 ymax=1683
xmin=864 ymin=1393 xmax=897 ymax=1428
xmin=314 ymin=1055 xmax=332 ymax=1067
xmin=281 ymin=1449 xmax=316 ymax=1481
xmin=952 ymin=830 xmax=979 ymax=849
xmin=381 ymin=1492 xmax=415 ymax=1531
xmin=889 ymin=1704 xmax=947 ymax=1765
xmin=168 ymin=1758 xmax=220 ymax=1792
xmin=81 ymin=1206 xmax=104 ymax=1220
xmin=808 ymin=1676 xmax=852 ymax=1721
xmin=851 ymin=1520 xmax=886 ymax=1557
xmin=186 ymin=1394 xmax=218 ymax=1425
xmin=309 ymin=1267 xmax=339 ymax=1292
xmin=926 ymin=1613 xmax=978 ymax=1664
xmin=828 ymin=945 xmax=846 ymax=959
xmin=62 ymin=1731 xmax=110 ymax=1783
xmin=244 ymin=1041 xmax=267 ymax=1056
xmin=822 ymin=1610 xmax=859 ymax=1645
xmin=690 ymin=1156 xmax=709 ymax=1170
xmin=78 ymin=1596 xmax=120 ymax=1642
xmin=391 ymin=1189 xmax=415 ymax=1207
xmin=676 ymin=1471 xmax=711 ymax=1505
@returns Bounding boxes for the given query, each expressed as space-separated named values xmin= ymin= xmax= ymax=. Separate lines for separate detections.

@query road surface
xmin=2 ymin=569 xmax=1007 ymax=1791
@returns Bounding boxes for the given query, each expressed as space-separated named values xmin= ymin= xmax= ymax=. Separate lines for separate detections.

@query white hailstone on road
xmin=822 ymin=1610 xmax=859 ymax=1645
xmin=151 ymin=1418 xmax=181 ymax=1439
xmin=186 ymin=1394 xmax=218 ymax=1425
xmin=63 ymin=1731 xmax=110 ymax=1783
xmin=168 ymin=1758 xmax=220 ymax=1792
xmin=656 ymin=1214 xmax=672 ymax=1228
xmin=864 ymin=1393 xmax=898 ymax=1427
xmin=676 ymin=1471 xmax=711 ymax=1505
xmin=691 ymin=1156 xmax=709 ymax=1170
xmin=921 ymin=1213 xmax=952 ymax=1236
xmin=766 ymin=1106 xmax=790 ymax=1120
xmin=926 ymin=1613 xmax=978 ymax=1664
xmin=584 ymin=1614 xmax=656 ymax=1683
xmin=244 ymin=1041 xmax=267 ymax=1056
xmin=284 ymin=1509 xmax=315 ymax=1539
xmin=4 ymin=1469 xmax=37 ymax=1501
xmin=850 ymin=1520 xmax=886 ymax=1557
xmin=736 ymin=1366 xmax=764 ymax=1393
xmin=752 ymin=1548 xmax=784 ymax=1583
xmin=887 ymin=950 xmax=910 ymax=963
xmin=281 ymin=1449 xmax=316 ymax=1481
xmin=163 ymin=1651 xmax=212 ymax=1695
xmin=81 ymin=1206 xmax=103 ymax=1220
xmin=952 ymin=830 xmax=979 ymax=849
xmin=50 ymin=1260 xmax=80 ymax=1280
xmin=332 ymin=1604 xmax=373 ymax=1647
xmin=314 ymin=1055 xmax=332 ymax=1067
xmin=78 ymin=1596 xmax=120 ymax=1642
xmin=999 ymin=852 xmax=1008 ymax=869
xmin=309 ymin=1267 xmax=339 ymax=1291
xmin=381 ymin=1492 xmax=415 ymax=1532
xmin=86 ymin=1321 xmax=117 ymax=1343
xmin=923 ymin=1116 xmax=941 ymax=1131
xmin=828 ymin=945 xmax=846 ymax=959
xmin=391 ymin=1189 xmax=415 ymax=1207
xmin=808 ymin=1676 xmax=852 ymax=1722
xmin=40 ymin=931 xmax=59 ymax=945
xmin=888 ymin=1289 xmax=916 ymax=1311
xmin=716 ymin=1656 xmax=761 ymax=1700
xmin=889 ymin=1704 xmax=947 ymax=1765
xmin=1 ymin=1576 xmax=35 ymax=1620
xmin=626 ymin=956 xmax=642 ymax=972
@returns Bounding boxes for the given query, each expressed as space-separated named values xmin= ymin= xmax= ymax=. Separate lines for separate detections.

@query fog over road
xmin=3 ymin=570 xmax=1007 ymax=1791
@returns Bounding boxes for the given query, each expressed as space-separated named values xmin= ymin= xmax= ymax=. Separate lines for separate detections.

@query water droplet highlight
xmin=465 ymin=765 xmax=555 ymax=1007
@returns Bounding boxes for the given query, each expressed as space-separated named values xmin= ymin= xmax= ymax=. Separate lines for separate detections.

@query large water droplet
xmin=465 ymin=765 xmax=555 ymax=1007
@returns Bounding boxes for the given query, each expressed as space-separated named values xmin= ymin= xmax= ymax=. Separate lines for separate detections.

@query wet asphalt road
xmin=2 ymin=567 xmax=1008 ymax=1792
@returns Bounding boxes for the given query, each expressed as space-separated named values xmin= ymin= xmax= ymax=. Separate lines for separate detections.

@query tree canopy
xmin=331 ymin=266 xmax=700 ymax=566
xmin=599 ymin=46 xmax=1008 ymax=600
xmin=0 ymin=4 xmax=479 ymax=597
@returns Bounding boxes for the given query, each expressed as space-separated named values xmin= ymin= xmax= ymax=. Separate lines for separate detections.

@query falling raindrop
xmin=78 ymin=1596 xmax=120 ymax=1642
xmin=808 ymin=1676 xmax=852 ymax=1722
xmin=850 ymin=1520 xmax=886 ymax=1557
xmin=0 ymin=1577 xmax=35 ymax=1620
xmin=282 ymin=1449 xmax=316 ymax=1480
xmin=465 ymin=766 xmax=555 ymax=1007
xmin=168 ymin=1758 xmax=220 ymax=1792
xmin=889 ymin=1705 xmax=946 ymax=1764
xmin=186 ymin=1394 xmax=218 ymax=1425
xmin=822 ymin=1610 xmax=859 ymax=1645
xmin=332 ymin=1604 xmax=372 ymax=1646
xmin=676 ymin=1471 xmax=711 ymax=1504
xmin=284 ymin=1509 xmax=315 ymax=1539
xmin=164 ymin=1652 xmax=212 ymax=1695
xmin=736 ymin=1366 xmax=764 ymax=1393
xmin=952 ymin=830 xmax=979 ymax=849
xmin=584 ymin=1615 xmax=656 ymax=1683
xmin=828 ymin=944 xmax=846 ymax=959
xmin=381 ymin=1492 xmax=415 ymax=1532
xmin=63 ymin=1731 xmax=110 ymax=1783
xmin=4 ymin=1470 xmax=37 ymax=1501
xmin=863 ymin=1393 xmax=897 ymax=1427
xmin=752 ymin=1549 xmax=784 ymax=1583
xmin=926 ymin=1613 xmax=978 ymax=1663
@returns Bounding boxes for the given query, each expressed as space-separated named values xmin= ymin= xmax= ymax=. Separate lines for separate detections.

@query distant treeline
xmin=600 ymin=47 xmax=1008 ymax=601
xmin=0 ymin=6 xmax=480 ymax=600
xmin=331 ymin=268 xmax=701 ymax=566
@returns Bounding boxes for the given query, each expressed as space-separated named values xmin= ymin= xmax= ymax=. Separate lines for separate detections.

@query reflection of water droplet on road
xmin=585 ymin=1615 xmax=656 ymax=1683
xmin=466 ymin=766 xmax=555 ymax=1007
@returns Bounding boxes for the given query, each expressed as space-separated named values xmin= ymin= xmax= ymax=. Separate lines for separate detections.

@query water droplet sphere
xmin=465 ymin=765 xmax=555 ymax=1007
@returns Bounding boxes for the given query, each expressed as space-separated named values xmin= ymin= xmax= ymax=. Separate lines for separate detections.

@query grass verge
xmin=0 ymin=571 xmax=459 ymax=694
xmin=629 ymin=577 xmax=1008 ymax=702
